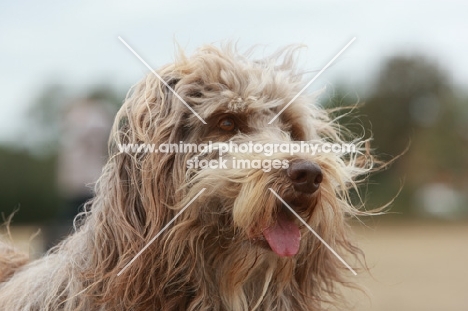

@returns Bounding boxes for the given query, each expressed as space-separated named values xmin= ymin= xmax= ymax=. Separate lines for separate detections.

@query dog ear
xmin=106 ymin=73 xmax=187 ymax=229
xmin=76 ymin=73 xmax=189 ymax=298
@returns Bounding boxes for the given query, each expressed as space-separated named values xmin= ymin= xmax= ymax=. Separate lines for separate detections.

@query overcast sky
xmin=1 ymin=0 xmax=467 ymax=143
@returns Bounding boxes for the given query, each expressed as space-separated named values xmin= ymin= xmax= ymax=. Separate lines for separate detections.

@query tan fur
xmin=0 ymin=44 xmax=378 ymax=310
xmin=0 ymin=242 xmax=29 ymax=282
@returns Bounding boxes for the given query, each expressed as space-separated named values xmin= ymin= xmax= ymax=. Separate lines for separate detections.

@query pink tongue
xmin=262 ymin=211 xmax=301 ymax=257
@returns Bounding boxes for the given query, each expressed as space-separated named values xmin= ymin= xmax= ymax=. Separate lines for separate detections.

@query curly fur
xmin=0 ymin=44 xmax=378 ymax=310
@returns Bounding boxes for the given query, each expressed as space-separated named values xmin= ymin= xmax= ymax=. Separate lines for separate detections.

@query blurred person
xmin=48 ymin=98 xmax=113 ymax=247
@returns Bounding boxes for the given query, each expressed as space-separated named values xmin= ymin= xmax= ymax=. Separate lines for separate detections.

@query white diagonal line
xmin=268 ymin=188 xmax=357 ymax=275
xmin=118 ymin=36 xmax=207 ymax=124
xmin=117 ymin=188 xmax=206 ymax=276
xmin=268 ymin=37 xmax=356 ymax=124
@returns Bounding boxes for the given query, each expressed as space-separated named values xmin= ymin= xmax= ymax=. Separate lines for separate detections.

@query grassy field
xmin=5 ymin=222 xmax=468 ymax=310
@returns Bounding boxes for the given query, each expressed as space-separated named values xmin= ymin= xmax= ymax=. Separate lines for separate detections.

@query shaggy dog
xmin=0 ymin=45 xmax=377 ymax=310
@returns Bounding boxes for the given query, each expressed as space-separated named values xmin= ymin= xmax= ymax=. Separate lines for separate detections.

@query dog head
xmin=104 ymin=44 xmax=376 ymax=309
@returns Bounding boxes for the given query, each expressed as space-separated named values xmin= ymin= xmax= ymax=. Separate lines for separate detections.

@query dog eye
xmin=218 ymin=117 xmax=236 ymax=132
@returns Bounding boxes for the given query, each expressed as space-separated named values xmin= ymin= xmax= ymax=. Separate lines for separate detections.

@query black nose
xmin=287 ymin=160 xmax=323 ymax=194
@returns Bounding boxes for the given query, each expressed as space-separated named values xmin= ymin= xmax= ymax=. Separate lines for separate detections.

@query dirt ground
xmin=5 ymin=222 xmax=468 ymax=310
xmin=344 ymin=222 xmax=468 ymax=311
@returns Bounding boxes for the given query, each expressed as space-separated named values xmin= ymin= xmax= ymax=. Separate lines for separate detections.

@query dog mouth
xmin=260 ymin=206 xmax=301 ymax=257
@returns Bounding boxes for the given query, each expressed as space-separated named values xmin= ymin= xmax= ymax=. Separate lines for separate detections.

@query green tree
xmin=350 ymin=55 xmax=466 ymax=216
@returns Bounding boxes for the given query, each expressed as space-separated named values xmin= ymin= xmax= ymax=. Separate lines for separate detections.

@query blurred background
xmin=1 ymin=1 xmax=467 ymax=310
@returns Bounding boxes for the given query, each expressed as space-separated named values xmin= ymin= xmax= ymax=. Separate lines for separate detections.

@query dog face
xmin=0 ymin=45 xmax=379 ymax=311
xmin=111 ymin=45 xmax=374 ymax=309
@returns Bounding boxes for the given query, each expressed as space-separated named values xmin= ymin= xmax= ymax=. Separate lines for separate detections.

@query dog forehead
xmin=187 ymin=53 xmax=284 ymax=87
xmin=227 ymin=96 xmax=258 ymax=112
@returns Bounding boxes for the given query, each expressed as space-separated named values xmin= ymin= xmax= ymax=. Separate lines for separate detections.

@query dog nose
xmin=287 ymin=160 xmax=323 ymax=194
